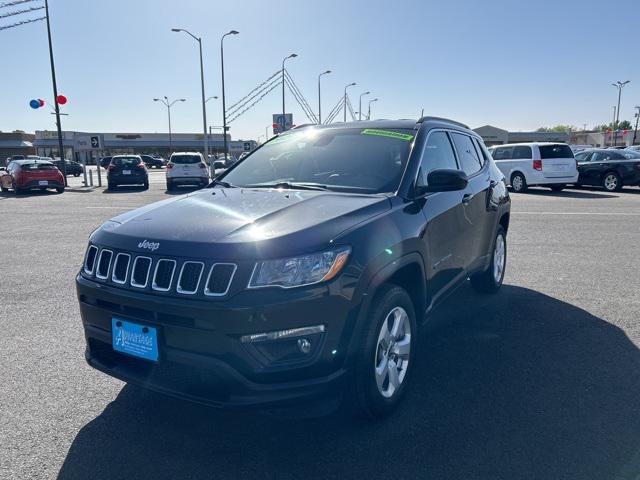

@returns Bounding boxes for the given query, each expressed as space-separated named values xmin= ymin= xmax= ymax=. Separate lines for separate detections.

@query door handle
xmin=462 ymin=193 xmax=473 ymax=205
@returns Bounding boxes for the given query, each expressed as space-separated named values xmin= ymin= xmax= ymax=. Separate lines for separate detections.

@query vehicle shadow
xmin=57 ymin=284 xmax=640 ymax=480
xmin=523 ymin=187 xmax=618 ymax=199
xmin=164 ymin=186 xmax=203 ymax=195
xmin=102 ymin=186 xmax=148 ymax=194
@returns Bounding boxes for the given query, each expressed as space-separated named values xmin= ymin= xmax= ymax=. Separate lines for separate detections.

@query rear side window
xmin=418 ymin=131 xmax=458 ymax=184
xmin=512 ymin=145 xmax=532 ymax=159
xmin=472 ymin=138 xmax=489 ymax=164
xmin=492 ymin=146 xmax=513 ymax=160
xmin=22 ymin=162 xmax=57 ymax=170
xmin=574 ymin=152 xmax=592 ymax=161
xmin=450 ymin=132 xmax=482 ymax=176
xmin=112 ymin=157 xmax=141 ymax=166
xmin=171 ymin=155 xmax=202 ymax=164
xmin=539 ymin=144 xmax=574 ymax=159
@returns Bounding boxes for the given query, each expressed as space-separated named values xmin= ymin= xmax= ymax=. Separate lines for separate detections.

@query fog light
xmin=297 ymin=338 xmax=311 ymax=354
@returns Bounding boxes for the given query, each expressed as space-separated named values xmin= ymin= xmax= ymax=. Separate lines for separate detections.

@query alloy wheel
xmin=604 ymin=174 xmax=618 ymax=191
xmin=374 ymin=306 xmax=411 ymax=399
xmin=493 ymin=233 xmax=506 ymax=283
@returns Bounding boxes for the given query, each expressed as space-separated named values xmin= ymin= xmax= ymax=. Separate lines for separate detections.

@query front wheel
xmin=471 ymin=225 xmax=507 ymax=294
xmin=602 ymin=172 xmax=621 ymax=192
xmin=348 ymin=284 xmax=416 ymax=418
xmin=510 ymin=172 xmax=527 ymax=193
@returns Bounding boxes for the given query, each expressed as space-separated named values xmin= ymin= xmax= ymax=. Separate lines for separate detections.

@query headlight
xmin=249 ymin=246 xmax=351 ymax=289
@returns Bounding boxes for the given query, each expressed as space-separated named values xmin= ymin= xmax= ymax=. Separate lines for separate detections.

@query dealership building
xmin=33 ymin=130 xmax=257 ymax=163
xmin=473 ymin=125 xmax=637 ymax=148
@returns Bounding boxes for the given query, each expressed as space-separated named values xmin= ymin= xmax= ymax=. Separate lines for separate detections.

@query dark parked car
xmin=574 ymin=148 xmax=640 ymax=191
xmin=106 ymin=155 xmax=149 ymax=190
xmin=54 ymin=159 xmax=84 ymax=177
xmin=99 ymin=156 xmax=113 ymax=169
xmin=76 ymin=118 xmax=510 ymax=417
xmin=140 ymin=155 xmax=164 ymax=169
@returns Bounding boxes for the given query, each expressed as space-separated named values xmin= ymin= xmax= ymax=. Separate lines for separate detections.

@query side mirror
xmin=425 ymin=169 xmax=468 ymax=193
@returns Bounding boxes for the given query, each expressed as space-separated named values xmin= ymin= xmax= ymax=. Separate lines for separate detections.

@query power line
xmin=323 ymin=96 xmax=344 ymax=124
xmin=226 ymin=74 xmax=281 ymax=119
xmin=226 ymin=70 xmax=280 ymax=116
xmin=284 ymin=75 xmax=317 ymax=123
xmin=227 ymin=79 xmax=281 ymax=123
xmin=0 ymin=0 xmax=40 ymax=8
xmin=0 ymin=14 xmax=43 ymax=30
xmin=0 ymin=4 xmax=44 ymax=18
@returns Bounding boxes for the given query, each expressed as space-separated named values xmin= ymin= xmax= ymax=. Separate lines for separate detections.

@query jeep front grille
xmin=82 ymin=245 xmax=236 ymax=298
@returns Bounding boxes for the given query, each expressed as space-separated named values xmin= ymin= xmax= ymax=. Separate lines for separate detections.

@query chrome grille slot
xmin=152 ymin=259 xmax=176 ymax=292
xmin=96 ymin=249 xmax=113 ymax=279
xmin=111 ymin=253 xmax=131 ymax=284
xmin=177 ymin=261 xmax=204 ymax=294
xmin=84 ymin=245 xmax=98 ymax=274
xmin=130 ymin=256 xmax=152 ymax=288
xmin=204 ymin=263 xmax=237 ymax=296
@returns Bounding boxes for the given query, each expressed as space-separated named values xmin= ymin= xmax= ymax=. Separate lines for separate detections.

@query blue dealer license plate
xmin=112 ymin=318 xmax=158 ymax=362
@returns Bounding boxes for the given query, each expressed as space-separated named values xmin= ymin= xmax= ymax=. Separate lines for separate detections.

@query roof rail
xmin=290 ymin=123 xmax=316 ymax=130
xmin=417 ymin=116 xmax=469 ymax=129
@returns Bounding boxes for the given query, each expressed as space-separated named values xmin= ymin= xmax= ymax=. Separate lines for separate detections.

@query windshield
xmin=22 ymin=162 xmax=56 ymax=170
xmin=171 ymin=155 xmax=202 ymax=164
xmin=221 ymin=127 xmax=415 ymax=193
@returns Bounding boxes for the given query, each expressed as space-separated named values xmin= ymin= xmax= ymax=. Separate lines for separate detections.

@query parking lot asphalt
xmin=1 ymin=170 xmax=639 ymax=479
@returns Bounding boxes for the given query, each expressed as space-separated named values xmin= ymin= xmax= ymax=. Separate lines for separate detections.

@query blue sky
xmin=1 ymin=0 xmax=639 ymax=140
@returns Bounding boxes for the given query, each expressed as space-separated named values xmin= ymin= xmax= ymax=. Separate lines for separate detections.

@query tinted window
xmin=512 ymin=145 xmax=532 ymax=159
xmin=574 ymin=152 xmax=592 ymax=161
xmin=450 ymin=132 xmax=482 ymax=176
xmin=472 ymin=138 xmax=489 ymax=164
xmin=21 ymin=162 xmax=57 ymax=170
xmin=417 ymin=131 xmax=457 ymax=185
xmin=492 ymin=146 xmax=513 ymax=160
xmin=112 ymin=157 xmax=141 ymax=166
xmin=622 ymin=151 xmax=640 ymax=159
xmin=171 ymin=154 xmax=202 ymax=164
xmin=539 ymin=144 xmax=574 ymax=159
xmin=223 ymin=127 xmax=414 ymax=193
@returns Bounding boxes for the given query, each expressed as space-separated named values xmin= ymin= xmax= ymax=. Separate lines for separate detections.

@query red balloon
xmin=38 ymin=99 xmax=44 ymax=107
xmin=56 ymin=95 xmax=67 ymax=105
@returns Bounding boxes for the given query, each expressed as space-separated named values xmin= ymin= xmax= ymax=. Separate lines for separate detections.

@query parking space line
xmin=513 ymin=211 xmax=640 ymax=216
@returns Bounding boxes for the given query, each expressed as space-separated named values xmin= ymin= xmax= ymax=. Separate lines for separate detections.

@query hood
xmin=92 ymin=188 xmax=390 ymax=259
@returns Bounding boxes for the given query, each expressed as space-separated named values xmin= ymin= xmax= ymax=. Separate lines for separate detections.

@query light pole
xmin=221 ymin=30 xmax=239 ymax=157
xmin=358 ymin=91 xmax=370 ymax=121
xmin=343 ymin=82 xmax=356 ymax=122
xmin=633 ymin=106 xmax=640 ymax=145
xmin=612 ymin=80 xmax=630 ymax=146
xmin=367 ymin=98 xmax=378 ymax=120
xmin=172 ymin=28 xmax=209 ymax=161
xmin=154 ymin=97 xmax=186 ymax=155
xmin=318 ymin=70 xmax=331 ymax=124
xmin=282 ymin=53 xmax=298 ymax=131
xmin=205 ymin=96 xmax=218 ymax=155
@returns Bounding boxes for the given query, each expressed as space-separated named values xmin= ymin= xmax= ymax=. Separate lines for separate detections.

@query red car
xmin=0 ymin=159 xmax=65 ymax=194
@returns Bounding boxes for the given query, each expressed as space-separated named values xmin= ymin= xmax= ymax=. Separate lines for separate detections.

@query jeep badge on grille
xmin=138 ymin=239 xmax=160 ymax=252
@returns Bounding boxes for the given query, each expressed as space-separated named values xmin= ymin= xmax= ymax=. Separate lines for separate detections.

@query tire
xmin=510 ymin=172 xmax=527 ymax=193
xmin=602 ymin=172 xmax=622 ymax=192
xmin=107 ymin=182 xmax=116 ymax=190
xmin=470 ymin=225 xmax=507 ymax=294
xmin=74 ymin=173 xmax=80 ymax=177
xmin=348 ymin=284 xmax=417 ymax=418
xmin=56 ymin=187 xmax=64 ymax=193
xmin=12 ymin=181 xmax=22 ymax=195
xmin=550 ymin=185 xmax=565 ymax=192
xmin=166 ymin=181 xmax=174 ymax=191
xmin=143 ymin=181 xmax=149 ymax=190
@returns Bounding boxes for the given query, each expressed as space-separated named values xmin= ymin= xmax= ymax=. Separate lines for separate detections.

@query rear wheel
xmin=56 ymin=187 xmax=64 ymax=193
xmin=12 ymin=181 xmax=22 ymax=195
xmin=471 ymin=225 xmax=507 ymax=294
xmin=348 ymin=284 xmax=416 ymax=418
xmin=602 ymin=172 xmax=622 ymax=192
xmin=73 ymin=173 xmax=80 ymax=177
xmin=166 ymin=181 xmax=174 ymax=191
xmin=510 ymin=172 xmax=527 ymax=193
xmin=143 ymin=181 xmax=149 ymax=190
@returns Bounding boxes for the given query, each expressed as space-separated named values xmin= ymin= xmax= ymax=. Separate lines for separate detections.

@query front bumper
xmin=76 ymin=274 xmax=356 ymax=408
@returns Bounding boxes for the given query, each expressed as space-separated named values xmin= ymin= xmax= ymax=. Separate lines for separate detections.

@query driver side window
xmin=417 ymin=131 xmax=458 ymax=186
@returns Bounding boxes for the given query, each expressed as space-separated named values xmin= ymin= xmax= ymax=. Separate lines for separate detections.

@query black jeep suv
xmin=76 ymin=118 xmax=510 ymax=417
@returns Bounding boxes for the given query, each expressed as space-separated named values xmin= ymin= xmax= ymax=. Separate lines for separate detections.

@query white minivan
xmin=488 ymin=142 xmax=578 ymax=192
xmin=166 ymin=152 xmax=210 ymax=191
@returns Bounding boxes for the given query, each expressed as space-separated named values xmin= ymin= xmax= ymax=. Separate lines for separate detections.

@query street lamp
xmin=611 ymin=80 xmax=630 ymax=146
xmin=343 ymin=82 xmax=356 ymax=122
xmin=282 ymin=53 xmax=298 ymax=131
xmin=633 ymin=105 xmax=640 ymax=145
xmin=221 ymin=30 xmax=239 ymax=157
xmin=154 ymin=96 xmax=186 ymax=155
xmin=172 ymin=28 xmax=209 ymax=160
xmin=318 ymin=69 xmax=331 ymax=124
xmin=367 ymin=98 xmax=378 ymax=120
xmin=205 ymin=96 xmax=218 ymax=103
xmin=358 ymin=91 xmax=370 ymax=121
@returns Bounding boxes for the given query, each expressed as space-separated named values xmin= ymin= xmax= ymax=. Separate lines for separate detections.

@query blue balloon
xmin=29 ymin=99 xmax=40 ymax=109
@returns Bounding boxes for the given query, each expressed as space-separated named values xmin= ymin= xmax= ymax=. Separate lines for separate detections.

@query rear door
xmin=539 ymin=144 xmax=576 ymax=178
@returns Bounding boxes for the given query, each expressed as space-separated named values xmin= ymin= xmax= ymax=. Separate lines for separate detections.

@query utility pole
xmin=221 ymin=30 xmax=239 ymax=158
xmin=44 ymin=0 xmax=67 ymax=184
xmin=633 ymin=106 xmax=640 ymax=145
xmin=367 ymin=98 xmax=378 ymax=121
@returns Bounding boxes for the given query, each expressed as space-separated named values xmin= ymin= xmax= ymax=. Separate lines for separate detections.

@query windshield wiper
xmin=210 ymin=179 xmax=236 ymax=188
xmin=243 ymin=181 xmax=330 ymax=191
